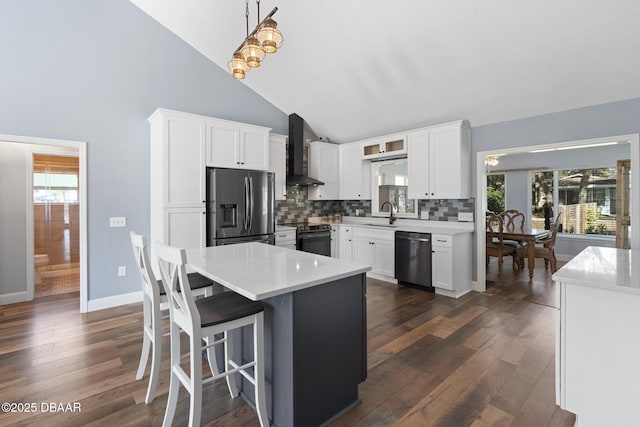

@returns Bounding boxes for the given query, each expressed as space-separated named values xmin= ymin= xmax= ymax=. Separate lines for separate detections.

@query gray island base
xmin=186 ymin=244 xmax=370 ymax=426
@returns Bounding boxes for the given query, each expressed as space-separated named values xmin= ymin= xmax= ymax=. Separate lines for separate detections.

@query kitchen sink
xmin=364 ymin=223 xmax=398 ymax=228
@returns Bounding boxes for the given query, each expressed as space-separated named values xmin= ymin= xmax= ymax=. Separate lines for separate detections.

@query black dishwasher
xmin=395 ymin=231 xmax=434 ymax=291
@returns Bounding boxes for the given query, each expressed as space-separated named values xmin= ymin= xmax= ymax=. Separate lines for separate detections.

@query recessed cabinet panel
xmin=269 ymin=134 xmax=287 ymax=200
xmin=166 ymin=208 xmax=205 ymax=251
xmin=339 ymin=143 xmax=371 ymax=200
xmin=242 ymin=130 xmax=269 ymax=170
xmin=407 ymin=120 xmax=470 ymax=200
xmin=207 ymin=122 xmax=239 ymax=168
xmin=308 ymin=142 xmax=339 ymax=200
xmin=166 ymin=116 xmax=206 ymax=207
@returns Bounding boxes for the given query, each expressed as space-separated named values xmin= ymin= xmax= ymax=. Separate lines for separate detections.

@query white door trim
xmin=1 ymin=133 xmax=88 ymax=313
xmin=476 ymin=133 xmax=640 ymax=292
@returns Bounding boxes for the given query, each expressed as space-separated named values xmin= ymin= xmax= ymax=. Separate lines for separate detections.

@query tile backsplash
xmin=275 ymin=187 xmax=473 ymax=223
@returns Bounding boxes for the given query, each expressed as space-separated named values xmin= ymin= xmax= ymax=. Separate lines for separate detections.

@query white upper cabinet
xmin=149 ymin=109 xmax=206 ymax=208
xmin=206 ymin=118 xmax=270 ymax=170
xmin=408 ymin=120 xmax=470 ymax=200
xmin=269 ymin=134 xmax=288 ymax=201
xmin=339 ymin=142 xmax=371 ymax=200
xmin=361 ymin=135 xmax=407 ymax=160
xmin=308 ymin=141 xmax=339 ymax=200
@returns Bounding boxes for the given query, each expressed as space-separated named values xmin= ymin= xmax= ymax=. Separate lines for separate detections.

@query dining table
xmin=500 ymin=228 xmax=551 ymax=278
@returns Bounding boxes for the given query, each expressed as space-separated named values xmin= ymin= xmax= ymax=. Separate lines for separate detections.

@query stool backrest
xmin=154 ymin=242 xmax=200 ymax=332
xmin=130 ymin=231 xmax=160 ymax=300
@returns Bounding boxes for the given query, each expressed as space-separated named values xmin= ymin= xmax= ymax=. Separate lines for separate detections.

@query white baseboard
xmin=435 ymin=287 xmax=473 ymax=299
xmin=471 ymin=280 xmax=482 ymax=292
xmin=87 ymin=290 xmax=142 ymax=312
xmin=0 ymin=291 xmax=28 ymax=305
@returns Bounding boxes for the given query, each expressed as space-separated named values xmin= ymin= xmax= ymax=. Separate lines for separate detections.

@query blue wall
xmin=0 ymin=0 xmax=287 ymax=300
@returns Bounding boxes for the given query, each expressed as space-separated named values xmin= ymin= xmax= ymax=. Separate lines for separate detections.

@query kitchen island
xmin=186 ymin=243 xmax=371 ymax=427
xmin=553 ymin=246 xmax=640 ymax=427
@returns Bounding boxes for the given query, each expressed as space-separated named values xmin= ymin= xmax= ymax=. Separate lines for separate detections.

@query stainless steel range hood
xmin=287 ymin=113 xmax=324 ymax=187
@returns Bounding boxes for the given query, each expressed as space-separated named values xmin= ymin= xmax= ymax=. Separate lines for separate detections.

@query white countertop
xmin=339 ymin=217 xmax=474 ymax=235
xmin=552 ymin=246 xmax=640 ymax=294
xmin=275 ymin=224 xmax=297 ymax=232
xmin=186 ymin=242 xmax=371 ymax=300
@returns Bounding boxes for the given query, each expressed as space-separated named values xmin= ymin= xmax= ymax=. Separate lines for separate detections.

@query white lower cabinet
xmin=352 ymin=228 xmax=394 ymax=278
xmin=339 ymin=226 xmax=353 ymax=261
xmin=275 ymin=227 xmax=296 ymax=250
xmin=431 ymin=232 xmax=471 ymax=298
xmin=431 ymin=234 xmax=453 ymax=291
xmin=165 ymin=208 xmax=206 ymax=251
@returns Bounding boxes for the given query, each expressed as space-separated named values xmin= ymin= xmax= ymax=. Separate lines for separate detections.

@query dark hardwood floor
xmin=0 ymin=260 xmax=574 ymax=426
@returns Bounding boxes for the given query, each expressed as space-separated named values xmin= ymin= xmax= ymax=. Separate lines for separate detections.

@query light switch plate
xmin=118 ymin=266 xmax=126 ymax=277
xmin=458 ymin=212 xmax=474 ymax=222
xmin=420 ymin=210 xmax=429 ymax=220
xmin=109 ymin=216 xmax=126 ymax=228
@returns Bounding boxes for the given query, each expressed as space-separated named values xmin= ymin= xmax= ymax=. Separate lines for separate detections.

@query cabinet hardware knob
xmin=432 ymin=250 xmax=435 ymax=253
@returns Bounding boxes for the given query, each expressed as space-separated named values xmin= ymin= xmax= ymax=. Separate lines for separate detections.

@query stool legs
xmin=254 ymin=313 xmax=269 ymax=427
xmin=225 ymin=330 xmax=240 ymax=397
xmin=136 ymin=295 xmax=162 ymax=404
xmin=189 ymin=333 xmax=203 ymax=427
xmin=162 ymin=322 xmax=181 ymax=427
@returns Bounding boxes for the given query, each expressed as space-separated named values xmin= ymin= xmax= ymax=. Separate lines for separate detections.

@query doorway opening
xmin=475 ymin=133 xmax=640 ymax=292
xmin=33 ymin=154 xmax=80 ymax=297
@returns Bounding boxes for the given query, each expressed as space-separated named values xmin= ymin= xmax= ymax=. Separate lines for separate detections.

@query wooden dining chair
xmin=500 ymin=209 xmax=526 ymax=249
xmin=154 ymin=242 xmax=269 ymax=427
xmin=516 ymin=213 xmax=562 ymax=273
xmin=486 ymin=212 xmax=518 ymax=273
xmin=130 ymin=231 xmax=216 ymax=404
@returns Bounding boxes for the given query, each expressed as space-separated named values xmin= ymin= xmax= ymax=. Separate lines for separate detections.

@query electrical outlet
xmin=420 ymin=210 xmax=429 ymax=220
xmin=458 ymin=212 xmax=474 ymax=222
xmin=118 ymin=266 xmax=126 ymax=277
xmin=109 ymin=216 xmax=126 ymax=228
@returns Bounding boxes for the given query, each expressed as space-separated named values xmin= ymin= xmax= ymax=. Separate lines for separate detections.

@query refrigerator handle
xmin=248 ymin=176 xmax=253 ymax=231
xmin=244 ymin=177 xmax=250 ymax=230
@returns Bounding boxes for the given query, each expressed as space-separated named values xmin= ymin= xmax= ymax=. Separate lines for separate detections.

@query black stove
xmin=284 ymin=222 xmax=332 ymax=233
xmin=282 ymin=222 xmax=332 ymax=256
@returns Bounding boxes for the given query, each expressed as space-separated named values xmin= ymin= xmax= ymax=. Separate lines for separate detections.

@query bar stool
xmin=154 ymin=242 xmax=269 ymax=427
xmin=130 ymin=232 xmax=216 ymax=404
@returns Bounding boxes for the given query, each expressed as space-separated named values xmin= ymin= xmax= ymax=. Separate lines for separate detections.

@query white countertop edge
xmin=339 ymin=217 xmax=474 ymax=235
xmin=185 ymin=245 xmax=372 ymax=301
xmin=552 ymin=246 xmax=640 ymax=295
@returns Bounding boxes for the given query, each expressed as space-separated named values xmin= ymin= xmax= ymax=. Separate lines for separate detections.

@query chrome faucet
xmin=380 ymin=201 xmax=396 ymax=224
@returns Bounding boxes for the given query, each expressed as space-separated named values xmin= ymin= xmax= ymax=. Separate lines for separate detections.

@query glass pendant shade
xmin=228 ymin=52 xmax=248 ymax=79
xmin=241 ymin=36 xmax=265 ymax=68
xmin=257 ymin=18 xmax=284 ymax=54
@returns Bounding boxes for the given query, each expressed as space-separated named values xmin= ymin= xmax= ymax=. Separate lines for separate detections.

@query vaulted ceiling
xmin=130 ymin=0 xmax=640 ymax=143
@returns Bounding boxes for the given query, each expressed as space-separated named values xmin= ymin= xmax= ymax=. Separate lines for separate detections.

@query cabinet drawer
xmin=275 ymin=229 xmax=296 ymax=245
xmin=352 ymin=227 xmax=395 ymax=241
xmin=432 ymin=234 xmax=452 ymax=248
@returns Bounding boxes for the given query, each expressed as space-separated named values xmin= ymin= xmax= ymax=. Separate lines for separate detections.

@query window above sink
xmin=371 ymin=159 xmax=418 ymax=219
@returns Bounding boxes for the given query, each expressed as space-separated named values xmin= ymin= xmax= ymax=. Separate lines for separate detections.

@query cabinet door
xmin=165 ymin=115 xmax=206 ymax=207
xmin=207 ymin=121 xmax=239 ymax=168
xmin=308 ymin=142 xmax=339 ymax=200
xmin=166 ymin=207 xmax=205 ymax=250
xmin=352 ymin=237 xmax=375 ymax=267
xmin=331 ymin=230 xmax=339 ymax=258
xmin=432 ymin=246 xmax=453 ymax=290
xmin=339 ymin=143 xmax=371 ymax=200
xmin=407 ymin=130 xmax=430 ymax=200
xmin=242 ymin=128 xmax=269 ymax=170
xmin=340 ymin=237 xmax=353 ymax=261
xmin=269 ymin=135 xmax=287 ymax=200
xmin=373 ymin=239 xmax=394 ymax=277
xmin=429 ymin=123 xmax=468 ymax=199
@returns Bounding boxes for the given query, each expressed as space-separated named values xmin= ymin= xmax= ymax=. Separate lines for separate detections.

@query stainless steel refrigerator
xmin=206 ymin=168 xmax=275 ymax=246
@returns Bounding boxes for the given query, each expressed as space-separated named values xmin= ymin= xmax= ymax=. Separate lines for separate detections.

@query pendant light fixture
xmin=228 ymin=0 xmax=284 ymax=79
